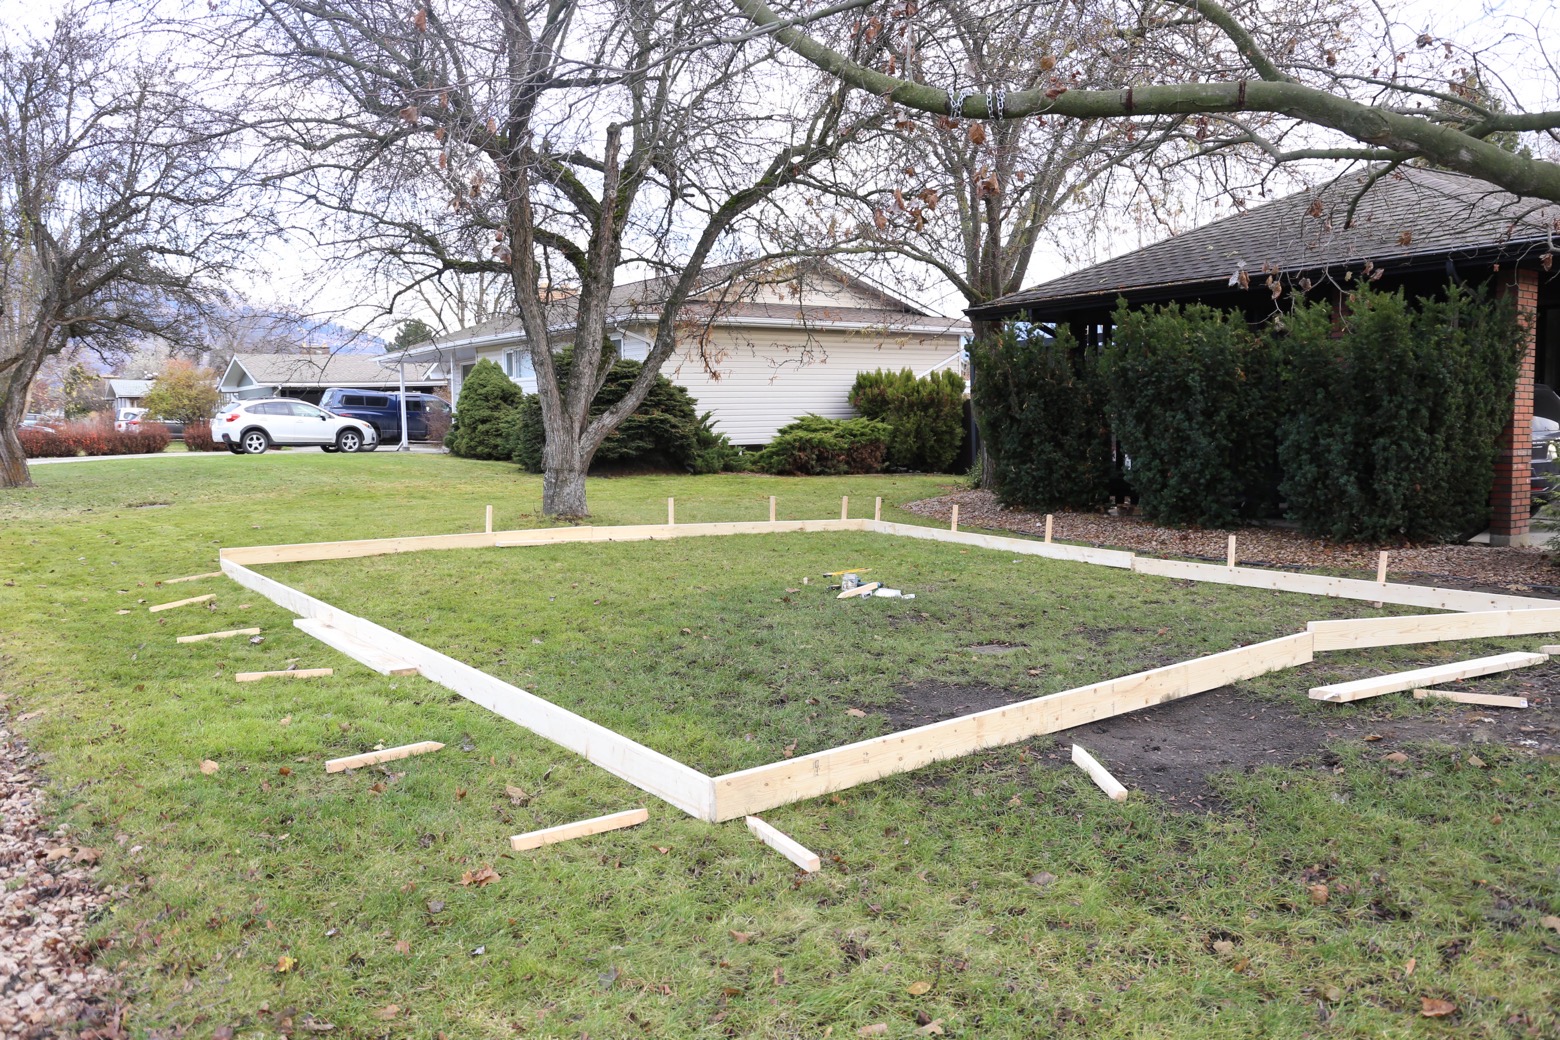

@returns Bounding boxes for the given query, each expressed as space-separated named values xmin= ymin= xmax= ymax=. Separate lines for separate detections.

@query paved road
xmin=29 ymin=445 xmax=448 ymax=465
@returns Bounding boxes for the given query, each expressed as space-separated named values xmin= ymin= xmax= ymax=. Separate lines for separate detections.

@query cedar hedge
xmin=849 ymin=368 xmax=966 ymax=472
xmin=750 ymin=415 xmax=890 ymax=475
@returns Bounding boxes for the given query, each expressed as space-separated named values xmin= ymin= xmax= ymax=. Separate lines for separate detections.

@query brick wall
xmin=1491 ymin=267 xmax=1541 ymax=542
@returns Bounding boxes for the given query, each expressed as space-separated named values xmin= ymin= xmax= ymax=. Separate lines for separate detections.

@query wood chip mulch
xmin=1 ymin=713 xmax=124 ymax=1038
xmin=906 ymin=489 xmax=1560 ymax=595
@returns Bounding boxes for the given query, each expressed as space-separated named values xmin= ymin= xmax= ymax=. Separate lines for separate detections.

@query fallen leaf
xmin=275 ymin=955 xmax=297 ymax=973
xmin=1420 ymin=997 xmax=1457 ymax=1018
xmin=916 ymin=1022 xmax=945 ymax=1037
xmin=426 ymin=899 xmax=445 ymax=914
xmin=1382 ymin=751 xmax=1409 ymax=763
xmin=400 ymin=881 xmax=416 ymax=894
xmin=1230 ymin=957 xmax=1251 ymax=973
xmin=74 ymin=846 xmax=101 ymax=864
xmin=1467 ymin=754 xmax=1486 ymax=768
xmin=200 ymin=759 xmax=220 ymax=775
xmin=1362 ymin=733 xmax=1383 ymax=742
xmin=655 ymin=846 xmax=670 ymax=854
xmin=456 ymin=787 xmax=467 ymax=800
xmin=730 ymin=930 xmax=752 ymax=943
xmin=858 ymin=1026 xmax=888 ymax=1037
xmin=394 ymin=939 xmax=411 ymax=954
xmin=214 ymin=1027 xmax=235 ymax=1040
xmin=470 ymin=945 xmax=485 ymax=956
xmin=279 ymin=716 xmax=292 ymax=726
xmin=298 ymin=1016 xmax=335 ymax=1033
xmin=461 ymin=866 xmax=500 ymax=887
xmin=505 ymin=784 xmax=531 ymax=806
xmin=907 ymin=980 xmax=932 ymax=995
xmin=1308 ymin=883 xmax=1330 ymax=905
xmin=1322 ymin=985 xmax=1342 ymax=1002
xmin=1404 ymin=956 xmax=1416 ymax=975
xmin=1028 ymin=871 xmax=1057 ymax=887
xmin=1212 ymin=940 xmax=1234 ymax=956
xmin=1540 ymin=915 xmax=1560 ymax=932
xmin=369 ymin=782 xmax=386 ymax=794
xmin=371 ymin=1005 xmax=401 ymax=1021
xmin=783 ymin=741 xmax=797 ymax=759
xmin=845 ymin=708 xmax=868 ymax=718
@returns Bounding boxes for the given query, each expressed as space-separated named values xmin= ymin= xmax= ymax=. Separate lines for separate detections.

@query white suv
xmin=213 ymin=398 xmax=378 ymax=455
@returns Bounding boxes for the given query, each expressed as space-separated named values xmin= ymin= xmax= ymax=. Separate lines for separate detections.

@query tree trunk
xmin=968 ymin=316 xmax=1001 ymax=490
xmin=0 ymin=360 xmax=38 ymax=488
xmin=539 ymin=412 xmax=592 ymax=517
xmin=0 ymin=424 xmax=30 ymax=488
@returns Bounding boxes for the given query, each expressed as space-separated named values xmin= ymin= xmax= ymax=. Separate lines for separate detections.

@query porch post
xmin=1489 ymin=268 xmax=1540 ymax=546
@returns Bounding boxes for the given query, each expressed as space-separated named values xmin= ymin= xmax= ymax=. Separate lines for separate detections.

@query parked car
xmin=114 ymin=407 xmax=147 ymax=432
xmin=1533 ymin=414 xmax=1559 ymax=513
xmin=317 ymin=388 xmax=452 ymax=444
xmin=212 ymin=398 xmax=378 ymax=454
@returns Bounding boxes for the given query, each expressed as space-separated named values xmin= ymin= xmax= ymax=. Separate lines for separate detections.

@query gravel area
xmin=907 ymin=489 xmax=1560 ymax=594
xmin=1 ymin=714 xmax=122 ymax=1037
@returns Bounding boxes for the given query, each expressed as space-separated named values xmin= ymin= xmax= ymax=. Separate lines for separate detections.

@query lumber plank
xmin=176 ymin=627 xmax=261 ymax=644
xmin=866 ymin=519 xmax=1134 ymax=569
xmin=222 ymin=559 xmax=718 ymax=820
xmin=161 ymin=571 xmax=223 ymax=585
xmin=1133 ymin=556 xmax=1559 ymax=615
xmin=510 ymin=808 xmax=649 ymax=851
xmin=325 ymin=740 xmax=445 ymax=773
xmin=1308 ymin=609 xmax=1560 ymax=652
xmin=709 ymin=632 xmax=1313 ymax=821
xmin=149 ymin=593 xmax=214 ymax=612
xmin=837 ymin=582 xmax=881 ymax=599
xmin=745 ymin=815 xmax=821 ymax=872
xmin=294 ymin=618 xmax=420 ymax=675
xmin=1071 ymin=744 xmax=1128 ymax=801
xmin=222 ymin=530 xmax=503 ymax=565
xmin=235 ymin=667 xmax=333 ymax=682
xmin=1309 ymin=651 xmax=1546 ymax=702
xmin=1412 ymin=688 xmax=1529 ymax=708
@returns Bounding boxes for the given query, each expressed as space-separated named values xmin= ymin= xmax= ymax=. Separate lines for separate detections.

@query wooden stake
xmin=325 ymin=740 xmax=445 ymax=774
xmin=950 ymin=504 xmax=959 ymax=532
xmin=150 ymin=593 xmax=214 ymax=613
xmin=177 ymin=627 xmax=260 ymax=644
xmin=840 ymin=496 xmax=849 ymax=520
xmin=1413 ymin=688 xmax=1528 ymax=708
xmin=510 ymin=807 xmax=649 ymax=851
xmin=1072 ymin=744 xmax=1128 ymax=801
xmin=668 ymin=497 xmax=675 ymax=525
xmin=1376 ymin=551 xmax=1388 ymax=585
xmin=235 ymin=667 xmax=333 ymax=683
xmin=485 ymin=505 xmax=493 ymax=534
xmin=745 ymin=815 xmax=821 ymax=872
xmin=874 ymin=497 xmax=882 ymax=522
xmin=161 ymin=571 xmax=223 ymax=585
xmin=769 ymin=495 xmax=777 ymax=522
xmin=1044 ymin=515 xmax=1053 ymax=543
xmin=1226 ymin=535 xmax=1236 ymax=570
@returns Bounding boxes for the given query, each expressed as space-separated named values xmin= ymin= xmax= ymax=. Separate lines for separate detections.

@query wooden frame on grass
xmin=218 ymin=512 xmax=1560 ymax=824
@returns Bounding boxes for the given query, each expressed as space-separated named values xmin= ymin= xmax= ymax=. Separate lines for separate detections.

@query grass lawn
xmin=3 ymin=452 xmax=1558 ymax=1038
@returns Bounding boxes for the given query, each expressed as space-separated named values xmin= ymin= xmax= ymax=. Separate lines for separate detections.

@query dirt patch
xmin=882 ymin=678 xmax=1559 ymax=811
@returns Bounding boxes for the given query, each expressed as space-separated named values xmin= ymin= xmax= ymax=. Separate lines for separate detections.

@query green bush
xmin=1277 ymin=284 xmax=1522 ymax=541
xmin=849 ymin=368 xmax=967 ymax=472
xmin=446 ymin=358 xmax=524 ymax=460
xmin=1101 ymin=300 xmax=1280 ymax=526
xmin=511 ymin=349 xmax=709 ymax=473
xmin=970 ymin=325 xmax=1112 ymax=510
xmin=750 ymin=415 xmax=890 ymax=475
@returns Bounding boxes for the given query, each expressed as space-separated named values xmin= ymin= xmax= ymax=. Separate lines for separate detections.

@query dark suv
xmin=318 ymin=388 xmax=452 ymax=445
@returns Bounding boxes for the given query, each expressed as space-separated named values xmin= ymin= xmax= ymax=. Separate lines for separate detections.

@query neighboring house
xmin=106 ymin=378 xmax=154 ymax=414
xmin=379 ymin=261 xmax=970 ymax=446
xmin=967 ymin=167 xmax=1560 ymax=546
xmin=218 ymin=351 xmax=445 ymax=405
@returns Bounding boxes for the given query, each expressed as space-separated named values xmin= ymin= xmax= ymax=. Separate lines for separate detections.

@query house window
xmin=504 ymin=350 xmax=534 ymax=380
xmin=614 ymin=334 xmax=649 ymax=362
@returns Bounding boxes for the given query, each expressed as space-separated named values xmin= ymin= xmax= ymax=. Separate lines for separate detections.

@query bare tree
xmin=731 ymin=0 xmax=1560 ymax=204
xmin=0 ymin=10 xmax=249 ymax=487
xmin=233 ymin=0 xmax=878 ymax=516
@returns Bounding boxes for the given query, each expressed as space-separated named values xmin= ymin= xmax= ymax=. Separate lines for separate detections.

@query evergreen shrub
xmin=970 ymin=325 xmax=1112 ymax=510
xmin=750 ymin=415 xmax=890 ymax=475
xmin=446 ymin=358 xmax=524 ymax=460
xmin=849 ymin=368 xmax=967 ymax=472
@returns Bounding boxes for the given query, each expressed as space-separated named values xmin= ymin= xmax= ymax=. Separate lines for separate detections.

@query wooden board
xmin=866 ymin=520 xmax=1134 ymax=569
xmin=235 ymin=667 xmax=333 ymax=682
xmin=1072 ymin=744 xmax=1128 ymax=801
xmin=222 ymin=559 xmax=718 ymax=820
xmin=510 ymin=808 xmax=649 ymax=851
xmin=837 ymin=582 xmax=881 ymax=599
xmin=1308 ymin=609 xmax=1560 ymax=652
xmin=495 ymin=519 xmax=864 ymax=548
xmin=1412 ymin=688 xmax=1529 ymax=708
xmin=1133 ymin=557 xmax=1557 ymax=614
xmin=223 ymin=530 xmax=503 ymax=565
xmin=295 ymin=618 xmax=419 ymax=675
xmin=709 ymin=632 xmax=1313 ymax=821
xmin=326 ymin=740 xmax=445 ymax=773
xmin=1309 ymin=651 xmax=1547 ymax=702
xmin=161 ymin=571 xmax=223 ymax=585
xmin=745 ymin=815 xmax=821 ymax=872
xmin=149 ymin=593 xmax=214 ymax=612
xmin=176 ymin=627 xmax=261 ymax=643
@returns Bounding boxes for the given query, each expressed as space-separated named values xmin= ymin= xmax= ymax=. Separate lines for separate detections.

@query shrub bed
xmin=849 ymin=368 xmax=966 ymax=472
xmin=20 ymin=420 xmax=172 ymax=458
xmin=750 ymin=415 xmax=890 ymax=475
xmin=182 ymin=424 xmax=225 ymax=451
xmin=446 ymin=358 xmax=523 ymax=460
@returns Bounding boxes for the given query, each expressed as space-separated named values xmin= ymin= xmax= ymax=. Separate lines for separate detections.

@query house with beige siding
xmin=379 ymin=263 xmax=969 ymax=446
